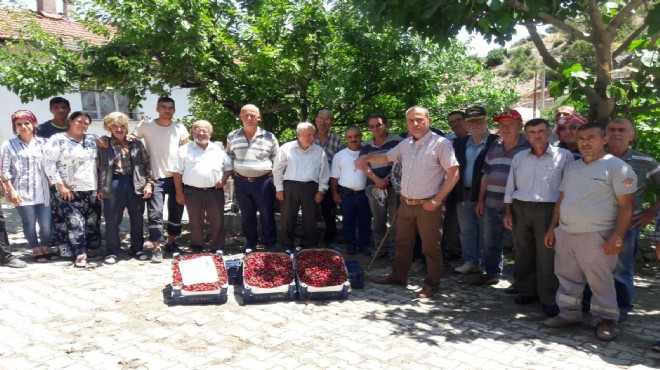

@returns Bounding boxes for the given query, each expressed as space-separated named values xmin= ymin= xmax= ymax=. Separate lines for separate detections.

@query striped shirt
xmin=616 ymin=148 xmax=660 ymax=214
xmin=504 ymin=145 xmax=574 ymax=204
xmin=273 ymin=141 xmax=329 ymax=192
xmin=360 ymin=134 xmax=402 ymax=186
xmin=482 ymin=136 xmax=530 ymax=210
xmin=226 ymin=127 xmax=279 ymax=177
xmin=0 ymin=137 xmax=50 ymax=205
xmin=314 ymin=132 xmax=343 ymax=163
xmin=386 ymin=131 xmax=458 ymax=199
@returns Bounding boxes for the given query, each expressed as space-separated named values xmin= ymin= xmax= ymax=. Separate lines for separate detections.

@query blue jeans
xmin=456 ymin=200 xmax=484 ymax=265
xmin=340 ymin=191 xmax=372 ymax=252
xmin=614 ymin=227 xmax=638 ymax=314
xmin=234 ymin=176 xmax=277 ymax=248
xmin=483 ymin=206 xmax=505 ymax=277
xmin=147 ymin=177 xmax=184 ymax=243
xmin=103 ymin=174 xmax=146 ymax=256
xmin=16 ymin=204 xmax=51 ymax=248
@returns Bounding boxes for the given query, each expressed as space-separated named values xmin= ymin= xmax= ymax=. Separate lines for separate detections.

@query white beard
xmin=195 ymin=138 xmax=209 ymax=145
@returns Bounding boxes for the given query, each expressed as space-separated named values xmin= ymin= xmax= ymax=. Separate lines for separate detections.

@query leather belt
xmin=184 ymin=184 xmax=220 ymax=191
xmin=234 ymin=172 xmax=272 ymax=183
xmin=403 ymin=197 xmax=430 ymax=206
xmin=340 ymin=187 xmax=365 ymax=196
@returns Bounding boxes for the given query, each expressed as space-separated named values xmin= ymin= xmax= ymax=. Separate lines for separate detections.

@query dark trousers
xmin=0 ymin=208 xmax=12 ymax=263
xmin=339 ymin=190 xmax=372 ymax=252
xmin=320 ymin=190 xmax=337 ymax=244
xmin=52 ymin=190 xmax=101 ymax=257
xmin=442 ymin=199 xmax=461 ymax=257
xmin=148 ymin=177 xmax=184 ymax=243
xmin=512 ymin=200 xmax=558 ymax=305
xmin=103 ymin=174 xmax=146 ymax=256
xmin=280 ymin=181 xmax=318 ymax=249
xmin=184 ymin=186 xmax=225 ymax=250
xmin=234 ymin=176 xmax=277 ymax=248
xmin=392 ymin=202 xmax=445 ymax=287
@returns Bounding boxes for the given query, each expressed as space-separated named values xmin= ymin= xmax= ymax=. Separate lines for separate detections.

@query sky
xmin=457 ymin=25 xmax=548 ymax=57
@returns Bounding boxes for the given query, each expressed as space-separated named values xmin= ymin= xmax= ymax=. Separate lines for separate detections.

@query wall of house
xmin=0 ymin=87 xmax=192 ymax=143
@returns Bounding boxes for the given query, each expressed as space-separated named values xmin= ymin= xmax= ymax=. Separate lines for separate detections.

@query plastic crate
xmin=294 ymin=248 xmax=351 ymax=301
xmin=241 ymin=251 xmax=297 ymax=304
xmin=225 ymin=258 xmax=243 ymax=286
xmin=345 ymin=260 xmax=364 ymax=289
xmin=166 ymin=253 xmax=229 ymax=305
xmin=164 ymin=284 xmax=229 ymax=305
xmin=297 ymin=281 xmax=350 ymax=301
xmin=242 ymin=281 xmax=297 ymax=304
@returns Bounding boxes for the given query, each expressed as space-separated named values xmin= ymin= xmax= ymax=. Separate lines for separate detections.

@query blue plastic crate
xmin=225 ymin=258 xmax=243 ymax=286
xmin=163 ymin=284 xmax=228 ymax=305
xmin=297 ymin=281 xmax=350 ymax=301
xmin=345 ymin=260 xmax=364 ymax=289
xmin=242 ymin=281 xmax=297 ymax=304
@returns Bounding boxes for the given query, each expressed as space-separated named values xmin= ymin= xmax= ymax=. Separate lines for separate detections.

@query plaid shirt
xmin=110 ymin=137 xmax=152 ymax=179
xmin=314 ymin=132 xmax=343 ymax=163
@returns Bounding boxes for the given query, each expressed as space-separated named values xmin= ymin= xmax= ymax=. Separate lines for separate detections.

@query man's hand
xmin=503 ymin=209 xmax=513 ymax=230
xmin=333 ymin=193 xmax=341 ymax=205
xmin=603 ymin=234 xmax=623 ymax=256
xmin=97 ymin=191 xmax=104 ymax=201
xmin=175 ymin=192 xmax=185 ymax=205
xmin=544 ymin=229 xmax=555 ymax=249
xmin=632 ymin=208 xmax=657 ymax=228
xmin=276 ymin=191 xmax=284 ymax=201
xmin=215 ymin=180 xmax=225 ymax=189
xmin=373 ymin=177 xmax=389 ymax=190
xmin=475 ymin=201 xmax=484 ymax=217
xmin=422 ymin=199 xmax=439 ymax=212
xmin=97 ymin=136 xmax=110 ymax=148
xmin=314 ymin=192 xmax=324 ymax=203
xmin=354 ymin=155 xmax=369 ymax=170
xmin=143 ymin=187 xmax=152 ymax=199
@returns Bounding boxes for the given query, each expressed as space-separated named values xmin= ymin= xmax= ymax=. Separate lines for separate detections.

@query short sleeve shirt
xmin=559 ymin=154 xmax=637 ymax=233
xmin=134 ymin=119 xmax=189 ymax=179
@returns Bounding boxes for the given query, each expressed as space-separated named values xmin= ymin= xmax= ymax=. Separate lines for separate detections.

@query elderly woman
xmin=0 ymin=110 xmax=54 ymax=262
xmin=98 ymin=112 xmax=153 ymax=264
xmin=44 ymin=111 xmax=101 ymax=267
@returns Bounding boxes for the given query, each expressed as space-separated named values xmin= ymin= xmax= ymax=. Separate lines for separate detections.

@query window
xmin=81 ymin=90 xmax=138 ymax=120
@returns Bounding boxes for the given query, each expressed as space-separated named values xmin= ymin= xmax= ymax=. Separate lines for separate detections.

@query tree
xmin=0 ymin=0 xmax=517 ymax=139
xmin=360 ymin=0 xmax=660 ymax=127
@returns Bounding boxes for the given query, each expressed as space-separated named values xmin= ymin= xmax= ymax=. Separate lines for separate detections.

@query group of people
xmin=1 ymin=97 xmax=659 ymax=344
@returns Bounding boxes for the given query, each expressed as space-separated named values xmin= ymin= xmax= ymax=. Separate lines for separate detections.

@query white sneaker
xmin=454 ymin=261 xmax=480 ymax=274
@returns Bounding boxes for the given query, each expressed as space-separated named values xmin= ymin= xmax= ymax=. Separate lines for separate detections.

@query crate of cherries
xmin=166 ymin=252 xmax=229 ymax=305
xmin=241 ymin=251 xmax=296 ymax=304
xmin=294 ymin=248 xmax=350 ymax=301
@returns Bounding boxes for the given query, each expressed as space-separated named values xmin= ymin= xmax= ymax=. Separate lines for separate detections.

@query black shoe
xmin=444 ymin=251 xmax=461 ymax=261
xmin=190 ymin=246 xmax=203 ymax=254
xmin=543 ymin=304 xmax=560 ymax=317
xmin=514 ymin=295 xmax=539 ymax=305
xmin=165 ymin=242 xmax=182 ymax=254
xmin=471 ymin=274 xmax=500 ymax=286
xmin=618 ymin=311 xmax=628 ymax=322
xmin=504 ymin=283 xmax=519 ymax=294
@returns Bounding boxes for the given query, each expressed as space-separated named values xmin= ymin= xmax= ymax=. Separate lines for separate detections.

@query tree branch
xmin=511 ymin=1 xmax=588 ymax=41
xmin=606 ymin=0 xmax=645 ymax=36
xmin=613 ymin=22 xmax=649 ymax=58
xmin=262 ymin=103 xmax=298 ymax=114
xmin=586 ymin=0 xmax=606 ymax=41
xmin=525 ymin=23 xmax=560 ymax=69
xmin=620 ymin=103 xmax=660 ymax=113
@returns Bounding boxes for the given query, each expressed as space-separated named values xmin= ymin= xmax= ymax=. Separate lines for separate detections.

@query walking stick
xmin=367 ymin=208 xmax=399 ymax=271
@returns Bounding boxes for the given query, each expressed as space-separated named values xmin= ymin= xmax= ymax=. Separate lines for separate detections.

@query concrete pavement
xmin=1 ymin=204 xmax=659 ymax=369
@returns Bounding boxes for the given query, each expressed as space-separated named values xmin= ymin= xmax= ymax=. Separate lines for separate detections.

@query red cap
xmin=493 ymin=109 xmax=522 ymax=123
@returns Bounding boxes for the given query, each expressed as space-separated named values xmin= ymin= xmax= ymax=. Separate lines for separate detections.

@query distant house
xmin=0 ymin=0 xmax=191 ymax=141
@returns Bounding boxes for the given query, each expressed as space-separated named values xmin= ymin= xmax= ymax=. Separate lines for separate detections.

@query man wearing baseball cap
xmin=474 ymin=109 xmax=529 ymax=286
xmin=555 ymin=113 xmax=587 ymax=159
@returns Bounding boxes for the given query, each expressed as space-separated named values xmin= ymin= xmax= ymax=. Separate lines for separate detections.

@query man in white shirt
xmin=133 ymin=97 xmax=189 ymax=261
xmin=502 ymin=118 xmax=573 ymax=316
xmin=273 ymin=122 xmax=330 ymax=251
xmin=172 ymin=121 xmax=232 ymax=254
xmin=331 ymin=127 xmax=372 ymax=255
